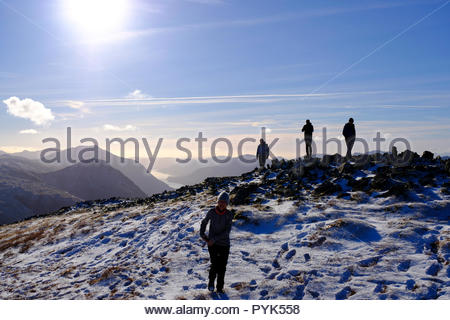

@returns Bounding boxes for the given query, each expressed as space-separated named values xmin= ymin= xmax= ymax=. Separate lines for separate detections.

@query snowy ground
xmin=0 ymin=161 xmax=449 ymax=300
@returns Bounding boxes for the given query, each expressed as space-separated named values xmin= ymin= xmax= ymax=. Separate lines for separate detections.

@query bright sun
xmin=65 ymin=0 xmax=128 ymax=37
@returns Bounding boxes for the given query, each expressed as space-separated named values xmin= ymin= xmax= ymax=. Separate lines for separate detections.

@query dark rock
xmin=290 ymin=160 xmax=305 ymax=178
xmin=376 ymin=182 xmax=409 ymax=198
xmin=419 ymin=173 xmax=435 ymax=186
xmin=358 ymin=256 xmax=382 ymax=267
xmin=337 ymin=192 xmax=351 ymax=199
xmin=313 ymin=181 xmax=342 ymax=197
xmin=421 ymin=151 xmax=434 ymax=161
xmin=445 ymin=159 xmax=450 ymax=175
xmin=348 ymin=177 xmax=371 ymax=192
xmin=391 ymin=146 xmax=398 ymax=159
xmin=272 ymin=259 xmax=280 ymax=269
xmin=230 ymin=183 xmax=259 ymax=205
xmin=371 ymin=175 xmax=393 ymax=191
xmin=270 ymin=159 xmax=282 ymax=170
xmin=308 ymin=236 xmax=327 ymax=247
xmin=338 ymin=162 xmax=354 ymax=175
xmin=396 ymin=150 xmax=419 ymax=166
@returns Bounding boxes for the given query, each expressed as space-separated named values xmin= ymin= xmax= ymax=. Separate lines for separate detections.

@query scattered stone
xmin=358 ymin=256 xmax=382 ymax=267
xmin=406 ymin=279 xmax=415 ymax=291
xmin=272 ymin=259 xmax=280 ymax=269
xmin=285 ymin=249 xmax=296 ymax=260
xmin=304 ymin=253 xmax=311 ymax=262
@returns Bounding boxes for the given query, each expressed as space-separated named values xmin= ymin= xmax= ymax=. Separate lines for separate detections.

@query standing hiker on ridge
xmin=301 ymin=119 xmax=314 ymax=159
xmin=200 ymin=192 xmax=233 ymax=294
xmin=256 ymin=138 xmax=270 ymax=169
xmin=342 ymin=117 xmax=356 ymax=160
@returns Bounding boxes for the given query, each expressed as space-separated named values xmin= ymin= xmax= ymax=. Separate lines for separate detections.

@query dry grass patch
xmin=0 ymin=223 xmax=49 ymax=253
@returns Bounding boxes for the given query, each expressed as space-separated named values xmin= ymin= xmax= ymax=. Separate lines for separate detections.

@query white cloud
xmin=126 ymin=90 xmax=150 ymax=99
xmin=19 ymin=129 xmax=39 ymax=135
xmin=103 ymin=124 xmax=137 ymax=132
xmin=3 ymin=96 xmax=55 ymax=126
xmin=65 ymin=100 xmax=91 ymax=113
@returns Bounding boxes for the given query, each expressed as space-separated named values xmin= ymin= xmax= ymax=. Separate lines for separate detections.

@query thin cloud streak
xmin=57 ymin=91 xmax=389 ymax=108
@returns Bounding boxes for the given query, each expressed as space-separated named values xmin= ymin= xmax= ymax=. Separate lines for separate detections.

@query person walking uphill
xmin=200 ymin=192 xmax=233 ymax=294
xmin=302 ymin=119 xmax=314 ymax=159
xmin=256 ymin=139 xmax=270 ymax=169
xmin=342 ymin=118 xmax=356 ymax=160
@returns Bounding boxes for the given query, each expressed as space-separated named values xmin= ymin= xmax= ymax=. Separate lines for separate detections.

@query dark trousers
xmin=258 ymin=156 xmax=266 ymax=168
xmin=305 ymin=136 xmax=312 ymax=158
xmin=345 ymin=136 xmax=355 ymax=159
xmin=208 ymin=244 xmax=230 ymax=290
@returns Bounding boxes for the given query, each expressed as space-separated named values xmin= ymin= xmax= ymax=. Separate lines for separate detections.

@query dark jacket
xmin=200 ymin=207 xmax=233 ymax=247
xmin=302 ymin=123 xmax=314 ymax=137
xmin=342 ymin=122 xmax=356 ymax=138
xmin=256 ymin=143 xmax=270 ymax=160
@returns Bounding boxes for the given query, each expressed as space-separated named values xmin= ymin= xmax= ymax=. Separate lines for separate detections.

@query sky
xmin=0 ymin=0 xmax=449 ymax=161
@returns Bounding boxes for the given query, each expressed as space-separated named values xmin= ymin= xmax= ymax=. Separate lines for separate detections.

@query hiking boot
xmin=208 ymin=280 xmax=215 ymax=292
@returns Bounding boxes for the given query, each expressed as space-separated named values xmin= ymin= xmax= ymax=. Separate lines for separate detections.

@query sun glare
xmin=65 ymin=0 xmax=128 ymax=37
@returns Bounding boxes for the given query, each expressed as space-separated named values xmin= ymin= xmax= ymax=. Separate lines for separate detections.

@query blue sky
xmin=0 ymin=0 xmax=449 ymax=159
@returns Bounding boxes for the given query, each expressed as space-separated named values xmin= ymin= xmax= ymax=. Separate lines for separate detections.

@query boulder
xmin=313 ymin=180 xmax=342 ymax=197
xmin=371 ymin=175 xmax=393 ymax=191
xmin=421 ymin=151 xmax=434 ymax=161
xmin=270 ymin=159 xmax=282 ymax=170
xmin=396 ymin=150 xmax=419 ymax=166
xmin=348 ymin=177 xmax=371 ymax=192
xmin=377 ymin=182 xmax=409 ymax=198
xmin=230 ymin=183 xmax=259 ymax=205
xmin=291 ymin=160 xmax=305 ymax=178
xmin=445 ymin=159 xmax=450 ymax=175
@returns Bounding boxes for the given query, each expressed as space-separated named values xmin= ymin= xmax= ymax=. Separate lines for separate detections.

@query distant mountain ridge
xmin=40 ymin=161 xmax=147 ymax=201
xmin=11 ymin=146 xmax=171 ymax=196
xmin=0 ymin=151 xmax=162 ymax=225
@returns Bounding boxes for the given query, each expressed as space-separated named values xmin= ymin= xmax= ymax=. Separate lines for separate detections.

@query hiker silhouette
xmin=342 ymin=118 xmax=356 ymax=160
xmin=301 ymin=119 xmax=314 ymax=159
xmin=256 ymin=138 xmax=270 ymax=168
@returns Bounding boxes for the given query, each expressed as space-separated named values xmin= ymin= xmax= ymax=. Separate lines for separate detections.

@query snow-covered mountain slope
xmin=0 ymin=152 xmax=448 ymax=299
